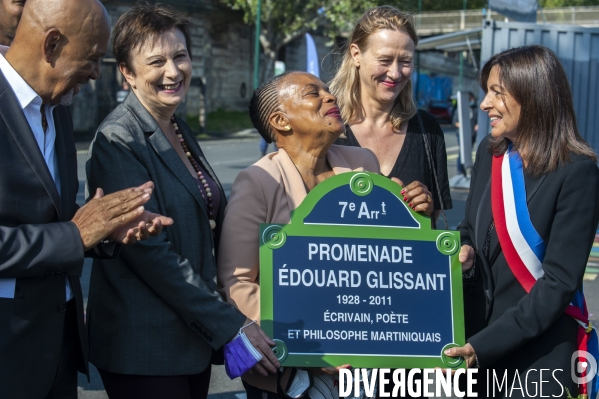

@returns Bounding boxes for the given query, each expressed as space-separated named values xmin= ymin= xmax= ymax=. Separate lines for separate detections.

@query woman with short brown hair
xmin=86 ymin=4 xmax=279 ymax=398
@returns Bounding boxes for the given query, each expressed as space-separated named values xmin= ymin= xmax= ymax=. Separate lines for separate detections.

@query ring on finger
xmin=427 ymin=194 xmax=432 ymax=203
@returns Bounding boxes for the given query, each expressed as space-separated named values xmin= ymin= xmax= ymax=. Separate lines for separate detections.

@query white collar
xmin=0 ymin=51 xmax=45 ymax=111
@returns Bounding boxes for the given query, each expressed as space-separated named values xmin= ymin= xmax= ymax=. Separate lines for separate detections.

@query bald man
xmin=0 ymin=0 xmax=173 ymax=397
xmin=0 ymin=0 xmax=25 ymax=45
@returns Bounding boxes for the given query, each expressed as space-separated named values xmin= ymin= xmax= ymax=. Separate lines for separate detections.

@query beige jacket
xmin=217 ymin=145 xmax=379 ymax=390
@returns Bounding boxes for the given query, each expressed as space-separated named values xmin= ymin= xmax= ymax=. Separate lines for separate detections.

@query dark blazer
xmin=459 ymin=135 xmax=599 ymax=397
xmin=85 ymin=92 xmax=246 ymax=375
xmin=0 ymin=70 xmax=88 ymax=398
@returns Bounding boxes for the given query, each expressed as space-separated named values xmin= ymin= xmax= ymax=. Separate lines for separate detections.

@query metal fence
xmin=415 ymin=6 xmax=599 ymax=36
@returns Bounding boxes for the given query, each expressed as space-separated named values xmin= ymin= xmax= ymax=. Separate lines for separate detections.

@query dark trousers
xmin=98 ymin=366 xmax=212 ymax=399
xmin=44 ymin=300 xmax=78 ymax=399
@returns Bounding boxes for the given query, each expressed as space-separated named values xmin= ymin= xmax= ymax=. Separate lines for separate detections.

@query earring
xmin=284 ymin=126 xmax=291 ymax=131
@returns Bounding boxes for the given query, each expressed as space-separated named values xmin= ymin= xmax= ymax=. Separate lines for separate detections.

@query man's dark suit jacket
xmin=0 ymin=70 xmax=88 ymax=398
xmin=459 ymin=135 xmax=599 ymax=397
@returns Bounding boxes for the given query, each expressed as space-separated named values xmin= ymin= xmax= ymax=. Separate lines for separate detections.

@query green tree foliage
xmin=221 ymin=0 xmax=323 ymax=81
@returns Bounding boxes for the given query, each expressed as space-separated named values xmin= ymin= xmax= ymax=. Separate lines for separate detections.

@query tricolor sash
xmin=492 ymin=146 xmax=599 ymax=398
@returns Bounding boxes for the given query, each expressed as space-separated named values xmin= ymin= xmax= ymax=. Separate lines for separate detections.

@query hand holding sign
xmin=394 ymin=178 xmax=434 ymax=216
xmin=242 ymin=320 xmax=280 ymax=376
xmin=444 ymin=343 xmax=477 ymax=368
xmin=459 ymin=245 xmax=475 ymax=274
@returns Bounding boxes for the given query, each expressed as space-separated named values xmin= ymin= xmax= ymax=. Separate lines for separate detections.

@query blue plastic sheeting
xmin=412 ymin=72 xmax=453 ymax=108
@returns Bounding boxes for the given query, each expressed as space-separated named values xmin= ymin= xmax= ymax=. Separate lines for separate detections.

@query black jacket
xmin=0 ymin=70 xmax=88 ymax=398
xmin=458 ymin=135 xmax=599 ymax=397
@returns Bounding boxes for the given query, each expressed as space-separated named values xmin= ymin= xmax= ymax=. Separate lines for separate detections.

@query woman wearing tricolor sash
xmin=446 ymin=45 xmax=599 ymax=398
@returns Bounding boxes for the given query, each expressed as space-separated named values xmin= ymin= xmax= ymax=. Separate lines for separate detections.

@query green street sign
xmin=260 ymin=172 xmax=465 ymax=369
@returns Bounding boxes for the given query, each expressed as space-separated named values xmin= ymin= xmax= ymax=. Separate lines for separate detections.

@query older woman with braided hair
xmin=217 ymin=71 xmax=433 ymax=399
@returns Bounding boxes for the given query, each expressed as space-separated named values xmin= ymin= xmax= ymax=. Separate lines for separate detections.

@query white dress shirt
xmin=0 ymin=51 xmax=73 ymax=301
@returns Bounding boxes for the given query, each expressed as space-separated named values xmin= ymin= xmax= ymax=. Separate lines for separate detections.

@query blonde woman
xmin=330 ymin=9 xmax=462 ymax=398
xmin=331 ymin=6 xmax=452 ymax=227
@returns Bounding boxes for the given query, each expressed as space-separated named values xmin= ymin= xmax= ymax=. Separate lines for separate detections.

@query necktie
xmin=40 ymin=105 xmax=48 ymax=133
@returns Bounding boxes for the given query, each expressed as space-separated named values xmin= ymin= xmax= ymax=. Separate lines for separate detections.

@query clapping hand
xmin=72 ymin=181 xmax=173 ymax=251
xmin=108 ymin=210 xmax=171 ymax=245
